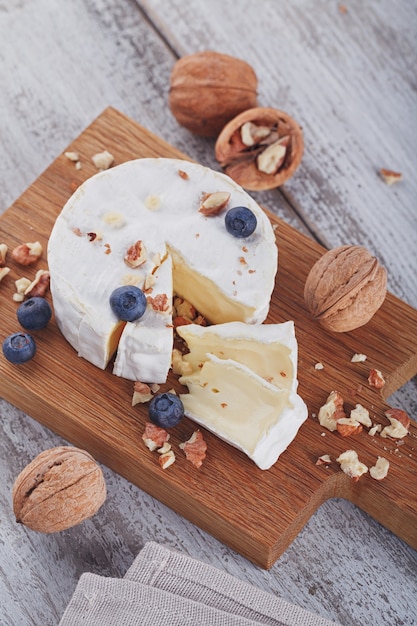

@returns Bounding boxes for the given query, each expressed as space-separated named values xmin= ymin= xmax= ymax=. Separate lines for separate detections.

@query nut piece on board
xmin=304 ymin=245 xmax=387 ymax=332
xmin=12 ymin=446 xmax=106 ymax=532
xmin=169 ymin=50 xmax=258 ymax=137
xmin=215 ymin=107 xmax=304 ymax=190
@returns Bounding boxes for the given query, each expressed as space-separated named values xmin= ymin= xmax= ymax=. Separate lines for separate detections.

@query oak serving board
xmin=1 ymin=107 xmax=416 ymax=569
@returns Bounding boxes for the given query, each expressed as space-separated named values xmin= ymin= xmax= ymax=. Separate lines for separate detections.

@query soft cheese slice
xmin=113 ymin=253 xmax=173 ymax=382
xmin=48 ymin=158 xmax=278 ymax=382
xmin=179 ymin=355 xmax=307 ymax=470
xmin=176 ymin=321 xmax=298 ymax=391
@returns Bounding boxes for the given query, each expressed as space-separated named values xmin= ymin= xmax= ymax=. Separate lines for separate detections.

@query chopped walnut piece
xmin=142 ymin=422 xmax=170 ymax=452
xmin=147 ymin=293 xmax=170 ymax=313
xmin=13 ymin=277 xmax=31 ymax=302
xmin=159 ymin=450 xmax=176 ymax=469
xmin=0 ymin=244 xmax=8 ymax=266
xmin=370 ymin=457 xmax=390 ymax=481
xmin=350 ymin=404 xmax=372 ymax=428
xmin=256 ymin=136 xmax=290 ymax=175
xmin=336 ymin=418 xmax=363 ymax=437
xmin=124 ymin=241 xmax=147 ymax=268
xmin=0 ymin=266 xmax=10 ymax=284
xmin=171 ymin=349 xmax=193 ymax=376
xmin=132 ymin=382 xmax=154 ymax=405
xmin=179 ymin=430 xmax=207 ymax=468
xmin=92 ymin=150 xmax=114 ymax=170
xmin=199 ymin=191 xmax=231 ymax=216
xmin=336 ymin=450 xmax=368 ymax=481
xmin=193 ymin=314 xmax=207 ymax=326
xmin=379 ymin=168 xmax=403 ymax=185
xmin=25 ymin=270 xmax=50 ymax=298
xmin=12 ymin=242 xmax=43 ymax=266
xmin=173 ymin=316 xmax=193 ymax=328
xmin=157 ymin=441 xmax=172 ymax=455
xmin=318 ymin=391 xmax=346 ymax=432
xmin=380 ymin=408 xmax=410 ymax=439
xmin=368 ymin=423 xmax=382 ymax=437
xmin=178 ymin=169 xmax=189 ymax=180
xmin=316 ymin=454 xmax=332 ymax=466
xmin=173 ymin=296 xmax=197 ymax=321
xmin=368 ymin=368 xmax=385 ymax=389
xmin=64 ymin=151 xmax=80 ymax=162
xmin=351 ymin=353 xmax=367 ymax=363
xmin=240 ymin=121 xmax=271 ymax=146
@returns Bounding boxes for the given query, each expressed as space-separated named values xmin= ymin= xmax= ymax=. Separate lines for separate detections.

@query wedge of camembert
xmin=176 ymin=321 xmax=308 ymax=469
xmin=47 ymin=158 xmax=278 ymax=383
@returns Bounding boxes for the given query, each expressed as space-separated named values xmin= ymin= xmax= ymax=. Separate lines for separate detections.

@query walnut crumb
xmin=379 ymin=168 xmax=403 ymax=185
xmin=92 ymin=150 xmax=114 ymax=170
xmin=179 ymin=430 xmax=207 ymax=468
xmin=368 ymin=368 xmax=385 ymax=389
xmin=370 ymin=457 xmax=390 ymax=480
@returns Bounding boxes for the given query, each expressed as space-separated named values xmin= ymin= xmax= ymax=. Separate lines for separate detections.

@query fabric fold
xmin=59 ymin=542 xmax=339 ymax=626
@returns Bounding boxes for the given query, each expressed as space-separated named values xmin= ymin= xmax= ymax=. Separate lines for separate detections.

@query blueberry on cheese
xmin=225 ymin=206 xmax=257 ymax=238
xmin=47 ymin=158 xmax=278 ymax=383
xmin=110 ymin=285 xmax=147 ymax=322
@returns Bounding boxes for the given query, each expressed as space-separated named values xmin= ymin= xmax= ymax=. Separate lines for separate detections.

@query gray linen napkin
xmin=59 ymin=542 xmax=339 ymax=626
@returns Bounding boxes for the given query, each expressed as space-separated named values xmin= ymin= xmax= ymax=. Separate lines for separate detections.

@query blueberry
xmin=2 ymin=332 xmax=37 ymax=364
xmin=225 ymin=206 xmax=257 ymax=238
xmin=148 ymin=392 xmax=184 ymax=428
xmin=110 ymin=285 xmax=147 ymax=322
xmin=17 ymin=297 xmax=52 ymax=330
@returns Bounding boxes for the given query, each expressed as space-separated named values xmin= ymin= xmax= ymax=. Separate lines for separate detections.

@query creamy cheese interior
xmin=180 ymin=356 xmax=292 ymax=456
xmin=177 ymin=321 xmax=295 ymax=390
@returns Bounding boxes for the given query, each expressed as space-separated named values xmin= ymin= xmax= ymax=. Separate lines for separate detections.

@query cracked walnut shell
xmin=215 ymin=107 xmax=304 ymax=190
xmin=12 ymin=446 xmax=106 ymax=532
xmin=169 ymin=50 xmax=258 ymax=137
xmin=304 ymin=245 xmax=387 ymax=332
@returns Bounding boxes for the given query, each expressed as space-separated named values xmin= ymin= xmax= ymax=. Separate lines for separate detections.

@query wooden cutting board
xmin=1 ymin=107 xmax=416 ymax=569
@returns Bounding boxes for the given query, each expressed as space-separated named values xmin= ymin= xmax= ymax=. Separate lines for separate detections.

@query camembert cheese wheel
xmin=48 ymin=158 xmax=278 ymax=382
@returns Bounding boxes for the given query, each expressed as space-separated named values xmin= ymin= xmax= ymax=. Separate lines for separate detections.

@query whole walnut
xmin=12 ymin=446 xmax=106 ymax=532
xmin=169 ymin=50 xmax=258 ymax=137
xmin=304 ymin=245 xmax=387 ymax=332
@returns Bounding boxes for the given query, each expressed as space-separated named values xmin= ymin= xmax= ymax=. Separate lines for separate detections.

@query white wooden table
xmin=0 ymin=1 xmax=416 ymax=624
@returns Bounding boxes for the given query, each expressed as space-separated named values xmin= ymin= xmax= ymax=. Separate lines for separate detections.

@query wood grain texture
xmin=1 ymin=108 xmax=416 ymax=571
xmin=0 ymin=1 xmax=416 ymax=625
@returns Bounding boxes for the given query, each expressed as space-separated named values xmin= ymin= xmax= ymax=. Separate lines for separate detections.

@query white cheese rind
xmin=47 ymin=158 xmax=277 ymax=381
xmin=179 ymin=355 xmax=308 ymax=470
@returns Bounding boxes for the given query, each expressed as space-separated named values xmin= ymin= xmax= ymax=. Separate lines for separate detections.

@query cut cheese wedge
xmin=176 ymin=321 xmax=308 ymax=469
